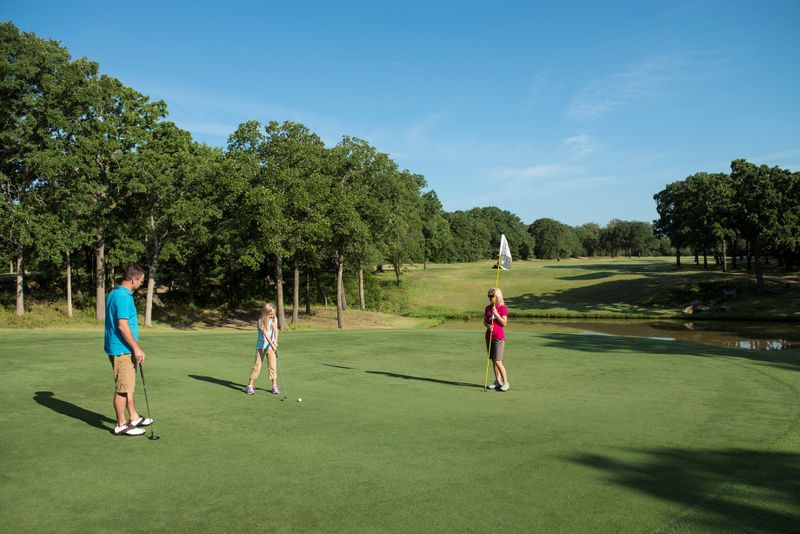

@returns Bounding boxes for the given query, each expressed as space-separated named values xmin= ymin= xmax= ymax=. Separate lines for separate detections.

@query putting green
xmin=1 ymin=328 xmax=798 ymax=532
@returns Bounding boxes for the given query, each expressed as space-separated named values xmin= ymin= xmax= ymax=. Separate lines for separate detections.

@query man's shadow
xmin=34 ymin=391 xmax=115 ymax=431
xmin=188 ymin=374 xmax=258 ymax=393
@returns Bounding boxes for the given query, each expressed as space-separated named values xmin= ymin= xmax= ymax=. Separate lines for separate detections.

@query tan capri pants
xmin=250 ymin=348 xmax=277 ymax=381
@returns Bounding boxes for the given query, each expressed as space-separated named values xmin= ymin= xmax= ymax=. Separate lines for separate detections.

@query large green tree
xmin=0 ymin=23 xmax=75 ymax=315
xmin=654 ymin=180 xmax=693 ymax=267
xmin=128 ymin=122 xmax=223 ymax=326
xmin=529 ymin=217 xmax=572 ymax=260
xmin=328 ymin=140 xmax=371 ymax=328
xmin=225 ymin=120 xmax=282 ymax=309
xmin=262 ymin=120 xmax=330 ymax=326
xmin=730 ymin=159 xmax=784 ymax=291
xmin=420 ymin=191 xmax=453 ymax=267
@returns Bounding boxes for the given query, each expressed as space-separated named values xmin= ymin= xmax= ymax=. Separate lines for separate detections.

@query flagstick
xmin=483 ymin=254 xmax=502 ymax=390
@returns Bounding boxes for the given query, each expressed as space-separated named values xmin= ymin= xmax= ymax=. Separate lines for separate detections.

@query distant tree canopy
xmin=1 ymin=22 xmax=680 ymax=323
xmin=654 ymin=160 xmax=800 ymax=291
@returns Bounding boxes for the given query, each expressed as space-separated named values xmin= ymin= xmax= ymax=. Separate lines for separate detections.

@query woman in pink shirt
xmin=484 ymin=287 xmax=509 ymax=391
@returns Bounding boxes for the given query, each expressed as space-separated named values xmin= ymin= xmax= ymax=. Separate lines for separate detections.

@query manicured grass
xmin=389 ymin=257 xmax=800 ymax=320
xmin=1 ymin=328 xmax=798 ymax=532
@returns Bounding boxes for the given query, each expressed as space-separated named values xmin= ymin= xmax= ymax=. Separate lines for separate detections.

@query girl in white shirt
xmin=245 ymin=303 xmax=280 ymax=394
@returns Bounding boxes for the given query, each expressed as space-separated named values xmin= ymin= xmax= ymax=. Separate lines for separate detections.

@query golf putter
xmin=275 ymin=349 xmax=288 ymax=401
xmin=138 ymin=362 xmax=160 ymax=440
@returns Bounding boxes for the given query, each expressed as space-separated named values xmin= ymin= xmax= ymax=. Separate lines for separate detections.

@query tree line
xmin=2 ymin=22 xmax=666 ymax=326
xmin=654 ymin=160 xmax=800 ymax=292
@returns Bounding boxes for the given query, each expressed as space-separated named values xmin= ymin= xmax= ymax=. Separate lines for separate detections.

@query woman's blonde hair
xmin=488 ymin=288 xmax=504 ymax=305
xmin=259 ymin=303 xmax=276 ymax=332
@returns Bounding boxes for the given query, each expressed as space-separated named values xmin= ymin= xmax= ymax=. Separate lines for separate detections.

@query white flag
xmin=498 ymin=234 xmax=512 ymax=270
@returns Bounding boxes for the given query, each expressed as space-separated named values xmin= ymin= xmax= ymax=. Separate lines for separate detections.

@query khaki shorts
xmin=108 ymin=354 xmax=136 ymax=393
xmin=486 ymin=339 xmax=505 ymax=362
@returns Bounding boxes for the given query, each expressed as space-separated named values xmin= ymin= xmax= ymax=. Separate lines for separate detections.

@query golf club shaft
xmin=138 ymin=362 xmax=156 ymax=437
xmin=275 ymin=349 xmax=288 ymax=399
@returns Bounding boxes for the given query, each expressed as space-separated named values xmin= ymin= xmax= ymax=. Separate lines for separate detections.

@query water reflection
xmin=435 ymin=319 xmax=799 ymax=351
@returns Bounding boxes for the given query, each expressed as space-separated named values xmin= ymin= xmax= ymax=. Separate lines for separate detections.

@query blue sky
xmin=6 ymin=0 xmax=800 ymax=226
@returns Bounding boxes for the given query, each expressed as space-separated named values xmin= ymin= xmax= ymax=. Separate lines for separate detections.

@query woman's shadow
xmin=34 ymin=391 xmax=115 ymax=432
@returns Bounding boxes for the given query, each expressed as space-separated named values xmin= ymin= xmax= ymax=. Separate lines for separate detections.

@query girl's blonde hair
xmin=489 ymin=288 xmax=504 ymax=305
xmin=259 ymin=303 xmax=276 ymax=332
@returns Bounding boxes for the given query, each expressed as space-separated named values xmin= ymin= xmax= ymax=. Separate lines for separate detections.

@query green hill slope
xmin=384 ymin=257 xmax=800 ymax=320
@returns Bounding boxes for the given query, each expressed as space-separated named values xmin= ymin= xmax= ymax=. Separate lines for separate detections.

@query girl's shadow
xmin=34 ymin=391 xmax=115 ymax=431
xmin=188 ymin=374 xmax=260 ymax=393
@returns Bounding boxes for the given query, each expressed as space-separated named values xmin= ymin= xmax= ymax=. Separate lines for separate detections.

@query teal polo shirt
xmin=104 ymin=286 xmax=139 ymax=356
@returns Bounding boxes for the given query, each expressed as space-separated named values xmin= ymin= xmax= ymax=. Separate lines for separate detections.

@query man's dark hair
xmin=123 ymin=265 xmax=144 ymax=281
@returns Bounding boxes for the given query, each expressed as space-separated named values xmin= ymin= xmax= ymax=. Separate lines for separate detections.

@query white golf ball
xmin=297 ymin=398 xmax=302 ymax=402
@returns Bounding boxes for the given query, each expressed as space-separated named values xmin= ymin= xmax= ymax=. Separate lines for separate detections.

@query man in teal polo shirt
xmin=105 ymin=265 xmax=152 ymax=436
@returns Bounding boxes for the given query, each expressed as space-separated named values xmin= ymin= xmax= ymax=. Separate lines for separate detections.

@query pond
xmin=434 ymin=318 xmax=800 ymax=351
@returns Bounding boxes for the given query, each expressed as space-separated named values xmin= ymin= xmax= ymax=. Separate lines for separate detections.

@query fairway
xmin=1 ymin=328 xmax=798 ymax=533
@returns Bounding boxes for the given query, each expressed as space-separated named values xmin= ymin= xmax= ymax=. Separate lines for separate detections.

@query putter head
xmin=149 ymin=435 xmax=160 ymax=440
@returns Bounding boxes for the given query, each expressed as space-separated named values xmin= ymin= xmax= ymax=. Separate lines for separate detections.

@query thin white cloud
xmin=491 ymin=164 xmax=581 ymax=181
xmin=541 ymin=175 xmax=618 ymax=192
xmin=568 ymin=50 xmax=713 ymax=119
xmin=521 ymin=72 xmax=550 ymax=113
xmin=133 ymin=79 xmax=350 ymax=147
xmin=406 ymin=112 xmax=446 ymax=146
xmin=564 ymin=133 xmax=600 ymax=157
xmin=750 ymin=148 xmax=800 ymax=165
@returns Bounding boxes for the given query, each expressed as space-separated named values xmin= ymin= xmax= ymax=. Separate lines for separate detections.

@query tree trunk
xmin=358 ymin=265 xmax=365 ymax=311
xmin=753 ymin=240 xmax=765 ymax=292
xmin=703 ymin=247 xmax=708 ymax=270
xmin=336 ymin=251 xmax=345 ymax=329
xmin=86 ymin=246 xmax=93 ymax=293
xmin=731 ymin=239 xmax=737 ymax=268
xmin=187 ymin=262 xmax=195 ymax=305
xmin=676 ymin=246 xmax=681 ymax=268
xmin=305 ymin=270 xmax=311 ymax=315
xmin=721 ymin=239 xmax=727 ymax=273
xmin=95 ymin=236 xmax=105 ymax=321
xmin=145 ymin=258 xmax=158 ymax=328
xmin=394 ymin=261 xmax=401 ymax=286
xmin=276 ymin=255 xmax=287 ymax=331
xmin=292 ymin=259 xmax=300 ymax=324
xmin=66 ymin=251 xmax=73 ymax=318
xmin=746 ymin=241 xmax=752 ymax=270
xmin=15 ymin=253 xmax=24 ymax=316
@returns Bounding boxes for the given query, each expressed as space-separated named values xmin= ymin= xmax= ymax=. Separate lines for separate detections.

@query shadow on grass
xmin=537 ymin=332 xmax=800 ymax=372
xmin=557 ymin=271 xmax=618 ymax=281
xmin=188 ymin=374 xmax=255 ymax=393
xmin=154 ymin=307 xmax=257 ymax=330
xmin=324 ymin=363 xmax=355 ymax=370
xmin=34 ymin=391 xmax=115 ymax=432
xmin=507 ymin=273 xmax=691 ymax=315
xmin=366 ymin=370 xmax=483 ymax=389
xmin=568 ymin=447 xmax=800 ymax=532
xmin=545 ymin=261 xmax=669 ymax=273
xmin=512 ymin=262 xmax=799 ymax=317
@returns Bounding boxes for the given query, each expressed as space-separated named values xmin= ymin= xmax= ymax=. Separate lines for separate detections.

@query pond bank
xmin=434 ymin=318 xmax=800 ymax=351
